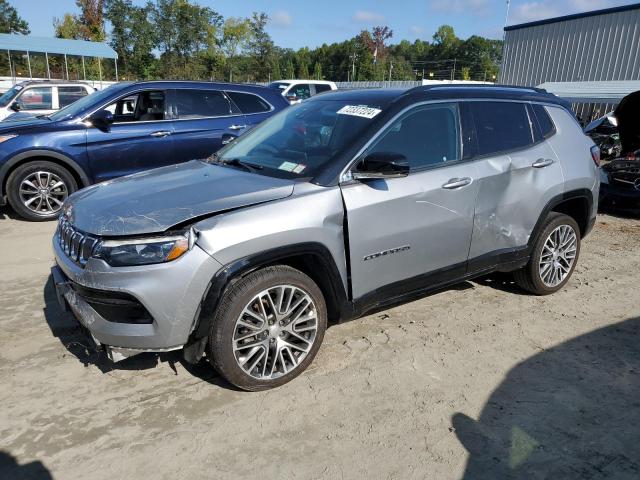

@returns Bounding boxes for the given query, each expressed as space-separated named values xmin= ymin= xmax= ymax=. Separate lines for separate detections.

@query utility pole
xmin=452 ymin=58 xmax=456 ymax=81
xmin=350 ymin=53 xmax=358 ymax=81
xmin=388 ymin=60 xmax=393 ymax=81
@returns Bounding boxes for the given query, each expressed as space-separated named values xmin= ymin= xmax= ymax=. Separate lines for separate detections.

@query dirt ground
xmin=1 ymin=205 xmax=639 ymax=480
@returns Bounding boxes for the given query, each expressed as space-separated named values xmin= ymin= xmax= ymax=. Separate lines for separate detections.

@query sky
xmin=18 ymin=0 xmax=637 ymax=48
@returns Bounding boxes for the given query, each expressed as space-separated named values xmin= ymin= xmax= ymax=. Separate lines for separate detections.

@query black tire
xmin=6 ymin=160 xmax=77 ymax=221
xmin=207 ymin=265 xmax=327 ymax=391
xmin=514 ymin=212 xmax=581 ymax=295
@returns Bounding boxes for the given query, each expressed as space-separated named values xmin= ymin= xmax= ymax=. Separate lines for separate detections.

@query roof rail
xmin=407 ymin=83 xmax=548 ymax=94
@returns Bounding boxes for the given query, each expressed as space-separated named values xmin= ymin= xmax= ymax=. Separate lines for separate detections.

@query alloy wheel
xmin=19 ymin=170 xmax=68 ymax=216
xmin=232 ymin=285 xmax=318 ymax=380
xmin=538 ymin=224 xmax=578 ymax=287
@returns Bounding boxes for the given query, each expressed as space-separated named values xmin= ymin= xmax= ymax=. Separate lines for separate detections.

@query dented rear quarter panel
xmin=545 ymin=105 xmax=600 ymax=218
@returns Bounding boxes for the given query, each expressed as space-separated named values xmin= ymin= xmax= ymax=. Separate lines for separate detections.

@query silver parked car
xmin=52 ymin=86 xmax=600 ymax=391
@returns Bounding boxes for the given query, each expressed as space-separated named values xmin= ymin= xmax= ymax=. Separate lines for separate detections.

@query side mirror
xmin=88 ymin=109 xmax=114 ymax=132
xmin=10 ymin=102 xmax=21 ymax=112
xmin=352 ymin=152 xmax=410 ymax=180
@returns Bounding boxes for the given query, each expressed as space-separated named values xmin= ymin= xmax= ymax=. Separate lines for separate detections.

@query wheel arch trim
xmin=531 ymin=188 xmax=594 ymax=244
xmin=189 ymin=242 xmax=351 ymax=345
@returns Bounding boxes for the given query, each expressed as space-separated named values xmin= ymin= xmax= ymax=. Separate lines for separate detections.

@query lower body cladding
xmin=52 ymin=237 xmax=222 ymax=362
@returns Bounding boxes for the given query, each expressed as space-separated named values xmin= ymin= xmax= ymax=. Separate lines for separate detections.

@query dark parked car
xmin=0 ymin=81 xmax=289 ymax=221
xmin=585 ymin=90 xmax=640 ymax=210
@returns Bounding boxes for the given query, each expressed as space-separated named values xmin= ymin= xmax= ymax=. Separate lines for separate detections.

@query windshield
xmin=0 ymin=85 xmax=23 ymax=107
xmin=268 ymin=82 xmax=290 ymax=90
xmin=49 ymin=84 xmax=120 ymax=121
xmin=217 ymin=99 xmax=384 ymax=179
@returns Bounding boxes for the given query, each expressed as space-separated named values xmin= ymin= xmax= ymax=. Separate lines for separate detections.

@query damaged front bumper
xmin=52 ymin=235 xmax=222 ymax=361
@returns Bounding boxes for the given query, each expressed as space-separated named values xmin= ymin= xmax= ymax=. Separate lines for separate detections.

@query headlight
xmin=93 ymin=233 xmax=190 ymax=267
xmin=0 ymin=134 xmax=17 ymax=143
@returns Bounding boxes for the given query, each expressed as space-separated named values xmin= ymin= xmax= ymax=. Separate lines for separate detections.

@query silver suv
xmin=52 ymin=86 xmax=600 ymax=391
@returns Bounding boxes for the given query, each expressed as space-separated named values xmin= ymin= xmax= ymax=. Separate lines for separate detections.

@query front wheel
xmin=514 ymin=212 xmax=581 ymax=295
xmin=6 ymin=161 xmax=77 ymax=221
xmin=208 ymin=265 xmax=327 ymax=391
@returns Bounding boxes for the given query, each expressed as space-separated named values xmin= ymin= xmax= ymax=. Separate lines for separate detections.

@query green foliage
xmin=313 ymin=61 xmax=322 ymax=80
xmin=54 ymin=13 xmax=81 ymax=39
xmin=45 ymin=0 xmax=503 ymax=83
xmin=284 ymin=58 xmax=295 ymax=79
xmin=0 ymin=0 xmax=29 ymax=34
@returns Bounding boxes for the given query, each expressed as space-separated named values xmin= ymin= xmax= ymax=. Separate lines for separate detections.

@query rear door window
xmin=314 ymin=84 xmax=332 ymax=94
xmin=58 ymin=86 xmax=89 ymax=108
xmin=16 ymin=87 xmax=53 ymax=110
xmin=175 ymin=89 xmax=238 ymax=119
xmin=467 ymin=101 xmax=534 ymax=156
xmin=367 ymin=103 xmax=461 ymax=170
xmin=225 ymin=91 xmax=271 ymax=114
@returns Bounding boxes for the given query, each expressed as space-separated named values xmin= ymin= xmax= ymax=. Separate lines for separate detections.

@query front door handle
xmin=229 ymin=124 xmax=247 ymax=131
xmin=532 ymin=158 xmax=554 ymax=168
xmin=150 ymin=130 xmax=171 ymax=138
xmin=442 ymin=177 xmax=472 ymax=189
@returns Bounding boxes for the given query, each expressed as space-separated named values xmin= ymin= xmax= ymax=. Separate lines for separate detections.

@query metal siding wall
xmin=500 ymin=8 xmax=640 ymax=86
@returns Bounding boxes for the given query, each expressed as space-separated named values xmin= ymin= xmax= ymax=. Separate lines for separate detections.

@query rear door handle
xmin=532 ymin=158 xmax=554 ymax=168
xmin=442 ymin=177 xmax=472 ymax=189
xmin=150 ymin=130 xmax=171 ymax=138
xmin=229 ymin=124 xmax=247 ymax=131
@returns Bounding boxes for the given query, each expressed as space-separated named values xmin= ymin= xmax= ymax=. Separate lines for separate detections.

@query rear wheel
xmin=514 ymin=212 xmax=581 ymax=295
xmin=7 ymin=161 xmax=77 ymax=221
xmin=208 ymin=265 xmax=327 ymax=391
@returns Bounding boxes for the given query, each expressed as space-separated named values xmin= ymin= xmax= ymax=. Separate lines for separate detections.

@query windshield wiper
xmin=222 ymin=158 xmax=264 ymax=173
xmin=205 ymin=153 xmax=263 ymax=172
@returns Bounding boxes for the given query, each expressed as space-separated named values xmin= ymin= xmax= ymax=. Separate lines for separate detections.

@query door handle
xmin=150 ymin=130 xmax=171 ymax=138
xmin=229 ymin=124 xmax=247 ymax=131
xmin=532 ymin=158 xmax=554 ymax=168
xmin=442 ymin=177 xmax=472 ymax=189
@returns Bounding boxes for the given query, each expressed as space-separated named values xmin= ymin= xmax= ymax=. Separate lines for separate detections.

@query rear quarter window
xmin=467 ymin=101 xmax=534 ymax=156
xmin=531 ymin=103 xmax=556 ymax=139
xmin=226 ymin=91 xmax=271 ymax=114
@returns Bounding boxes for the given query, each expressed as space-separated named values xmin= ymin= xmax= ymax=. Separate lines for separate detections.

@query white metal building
xmin=500 ymin=4 xmax=640 ymax=86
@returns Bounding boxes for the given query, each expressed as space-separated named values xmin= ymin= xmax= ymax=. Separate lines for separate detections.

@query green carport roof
xmin=0 ymin=34 xmax=117 ymax=59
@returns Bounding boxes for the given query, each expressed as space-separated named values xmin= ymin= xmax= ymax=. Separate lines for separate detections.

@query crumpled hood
xmin=65 ymin=160 xmax=294 ymax=236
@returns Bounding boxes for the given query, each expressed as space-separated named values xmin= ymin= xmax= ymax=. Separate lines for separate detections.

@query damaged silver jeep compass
xmin=52 ymin=86 xmax=600 ymax=390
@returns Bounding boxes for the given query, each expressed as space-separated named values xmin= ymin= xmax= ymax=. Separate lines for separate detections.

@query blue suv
xmin=0 ymin=81 xmax=289 ymax=221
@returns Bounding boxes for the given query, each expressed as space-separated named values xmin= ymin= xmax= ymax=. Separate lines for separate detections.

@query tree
xmin=222 ymin=17 xmax=252 ymax=81
xmin=284 ymin=58 xmax=295 ymax=79
xmin=247 ymin=12 xmax=275 ymax=82
xmin=105 ymin=0 xmax=158 ymax=79
xmin=54 ymin=13 xmax=81 ymax=39
xmin=0 ymin=0 xmax=29 ymax=34
xmin=313 ymin=61 xmax=322 ymax=80
xmin=54 ymin=0 xmax=105 ymax=42
xmin=76 ymin=0 xmax=105 ymax=41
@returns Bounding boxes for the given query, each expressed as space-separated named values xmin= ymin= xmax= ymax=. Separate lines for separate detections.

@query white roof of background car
xmin=278 ymin=79 xmax=337 ymax=85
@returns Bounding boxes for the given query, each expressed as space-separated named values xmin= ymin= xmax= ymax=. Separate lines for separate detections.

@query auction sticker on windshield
xmin=337 ymin=105 xmax=382 ymax=119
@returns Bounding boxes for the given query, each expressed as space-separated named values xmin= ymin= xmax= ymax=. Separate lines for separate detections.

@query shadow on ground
xmin=42 ymin=274 xmax=238 ymax=390
xmin=453 ymin=316 xmax=640 ymax=479
xmin=0 ymin=451 xmax=52 ymax=480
